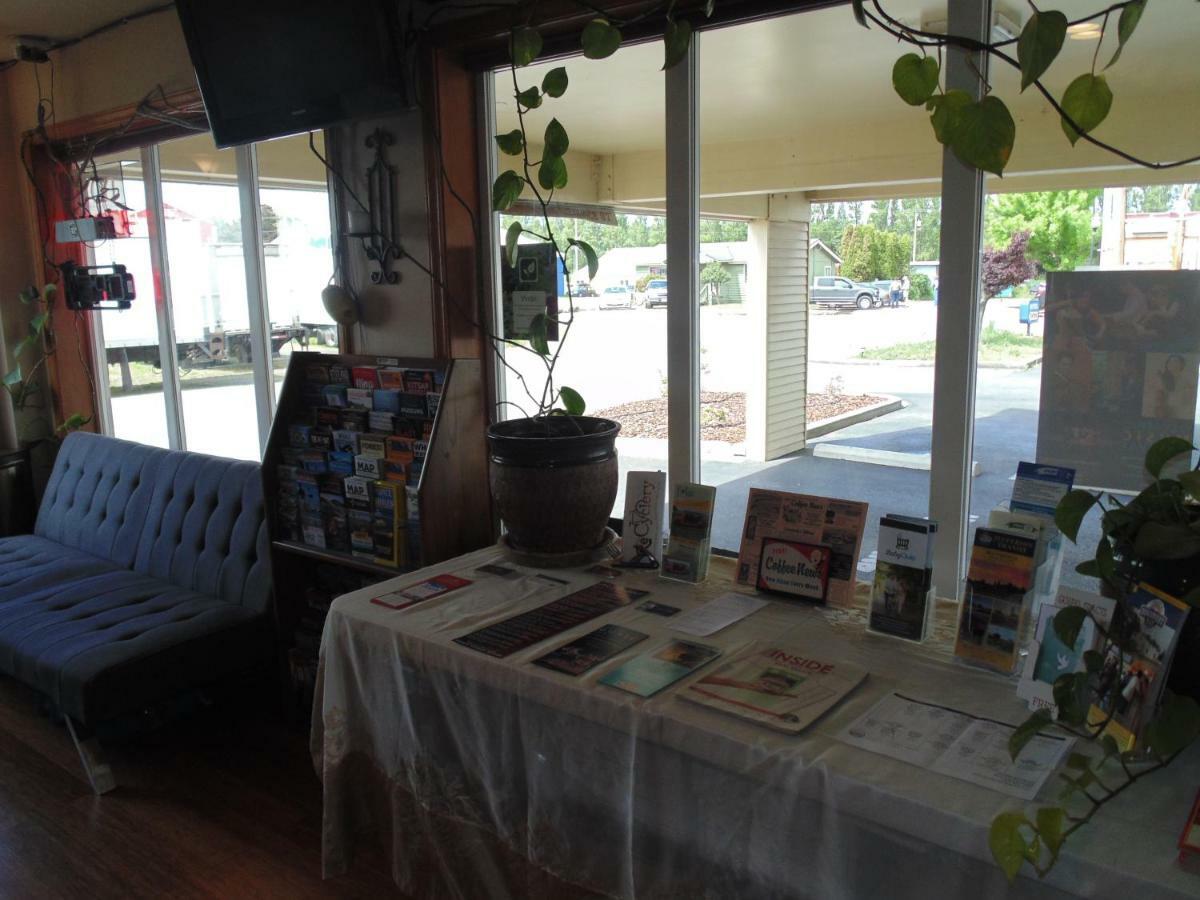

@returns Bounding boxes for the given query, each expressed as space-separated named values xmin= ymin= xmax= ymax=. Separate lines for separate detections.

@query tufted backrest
xmin=36 ymin=433 xmax=271 ymax=614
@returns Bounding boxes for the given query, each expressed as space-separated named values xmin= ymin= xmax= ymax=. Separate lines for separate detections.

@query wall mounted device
xmin=62 ymin=262 xmax=135 ymax=311
xmin=55 ymin=216 xmax=118 ymax=244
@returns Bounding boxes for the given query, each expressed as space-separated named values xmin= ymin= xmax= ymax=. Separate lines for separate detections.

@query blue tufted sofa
xmin=0 ymin=432 xmax=272 ymax=789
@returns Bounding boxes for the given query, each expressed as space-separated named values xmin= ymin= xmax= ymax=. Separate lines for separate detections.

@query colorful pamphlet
xmin=1010 ymin=462 xmax=1075 ymax=519
xmin=756 ymin=538 xmax=831 ymax=601
xmin=371 ymin=573 xmax=472 ymax=611
xmin=1088 ymin=583 xmax=1190 ymax=751
xmin=454 ymin=580 xmax=649 ymax=658
xmin=533 ymin=624 xmax=648 ymax=676
xmin=735 ymin=489 xmax=869 ymax=608
xmin=684 ymin=644 xmax=868 ymax=734
xmin=661 ymin=483 xmax=717 ymax=583
xmin=1017 ymin=587 xmax=1116 ymax=716
xmin=599 ymin=640 xmax=721 ymax=697
xmin=954 ymin=528 xmax=1038 ymax=673
xmin=620 ymin=471 xmax=667 ymax=566
xmin=869 ymin=515 xmax=936 ymax=641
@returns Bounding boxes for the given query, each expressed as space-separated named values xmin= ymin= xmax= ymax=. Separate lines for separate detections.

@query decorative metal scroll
xmin=364 ymin=128 xmax=400 ymax=284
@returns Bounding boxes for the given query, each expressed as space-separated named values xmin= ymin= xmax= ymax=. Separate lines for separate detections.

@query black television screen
xmin=175 ymin=0 xmax=408 ymax=148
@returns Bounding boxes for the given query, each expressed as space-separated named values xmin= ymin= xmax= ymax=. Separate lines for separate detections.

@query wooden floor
xmin=0 ymin=676 xmax=403 ymax=899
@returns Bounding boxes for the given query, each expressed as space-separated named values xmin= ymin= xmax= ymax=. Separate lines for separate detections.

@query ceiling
xmin=496 ymin=0 xmax=1200 ymax=160
xmin=0 ymin=0 xmax=166 ymax=44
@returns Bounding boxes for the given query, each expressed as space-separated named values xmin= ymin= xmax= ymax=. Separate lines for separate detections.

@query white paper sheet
xmin=669 ymin=592 xmax=770 ymax=637
xmin=838 ymin=693 xmax=1072 ymax=800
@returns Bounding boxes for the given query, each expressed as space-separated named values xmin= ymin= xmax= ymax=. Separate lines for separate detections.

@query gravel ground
xmin=594 ymin=391 xmax=885 ymax=443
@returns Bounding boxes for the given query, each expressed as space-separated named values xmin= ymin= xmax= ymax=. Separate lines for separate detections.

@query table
xmin=312 ymin=546 xmax=1200 ymax=899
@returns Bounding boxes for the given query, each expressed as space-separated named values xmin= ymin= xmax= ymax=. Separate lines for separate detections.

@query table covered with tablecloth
xmin=311 ymin=546 xmax=1200 ymax=899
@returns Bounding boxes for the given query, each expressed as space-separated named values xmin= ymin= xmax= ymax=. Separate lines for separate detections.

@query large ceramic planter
xmin=487 ymin=416 xmax=620 ymax=555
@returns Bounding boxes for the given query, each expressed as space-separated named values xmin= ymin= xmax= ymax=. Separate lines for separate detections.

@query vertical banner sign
xmin=1037 ymin=271 xmax=1200 ymax=490
xmin=500 ymin=242 xmax=561 ymax=341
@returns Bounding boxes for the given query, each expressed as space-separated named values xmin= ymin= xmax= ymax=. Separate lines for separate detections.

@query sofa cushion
xmin=36 ymin=432 xmax=270 ymax=615
xmin=0 ymin=534 xmax=266 ymax=724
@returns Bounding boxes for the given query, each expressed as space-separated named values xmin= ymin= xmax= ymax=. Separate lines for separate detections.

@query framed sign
xmin=755 ymin=538 xmax=831 ymax=602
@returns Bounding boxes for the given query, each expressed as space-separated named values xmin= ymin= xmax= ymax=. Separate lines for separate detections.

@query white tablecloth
xmin=312 ymin=546 xmax=1200 ymax=899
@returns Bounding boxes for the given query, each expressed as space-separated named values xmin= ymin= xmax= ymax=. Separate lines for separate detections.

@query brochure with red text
xmin=371 ymin=573 xmax=473 ymax=611
xmin=684 ymin=643 xmax=868 ymax=734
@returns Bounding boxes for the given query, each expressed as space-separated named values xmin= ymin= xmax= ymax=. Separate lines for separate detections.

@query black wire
xmin=47 ymin=3 xmax=176 ymax=53
xmin=308 ymin=131 xmax=368 ymax=213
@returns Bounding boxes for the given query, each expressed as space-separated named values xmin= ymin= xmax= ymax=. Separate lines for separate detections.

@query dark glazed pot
xmin=487 ymin=416 xmax=620 ymax=554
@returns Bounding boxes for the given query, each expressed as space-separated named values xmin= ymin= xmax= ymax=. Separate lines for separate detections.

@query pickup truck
xmin=811 ymin=275 xmax=880 ymax=310
xmin=643 ymin=279 xmax=669 ymax=308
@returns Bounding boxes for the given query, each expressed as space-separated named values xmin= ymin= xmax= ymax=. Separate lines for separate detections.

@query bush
xmin=635 ymin=274 xmax=655 ymax=293
xmin=908 ymin=272 xmax=933 ymax=300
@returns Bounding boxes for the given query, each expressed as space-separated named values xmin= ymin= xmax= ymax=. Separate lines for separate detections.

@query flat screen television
xmin=175 ymin=0 xmax=408 ymax=148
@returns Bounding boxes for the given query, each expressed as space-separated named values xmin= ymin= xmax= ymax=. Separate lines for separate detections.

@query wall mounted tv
xmin=175 ymin=0 xmax=408 ymax=149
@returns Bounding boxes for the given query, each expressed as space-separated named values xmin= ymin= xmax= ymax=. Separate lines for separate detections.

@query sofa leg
xmin=65 ymin=718 xmax=117 ymax=795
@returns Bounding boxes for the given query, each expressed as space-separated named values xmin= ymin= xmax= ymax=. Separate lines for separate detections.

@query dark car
xmin=811 ymin=276 xmax=879 ymax=310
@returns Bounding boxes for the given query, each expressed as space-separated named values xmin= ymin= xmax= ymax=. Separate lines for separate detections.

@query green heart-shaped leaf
xmin=491 ymin=170 xmax=525 ymax=212
xmin=516 ymin=86 xmax=542 ymax=110
xmin=1055 ymin=488 xmax=1099 ymax=542
xmin=1053 ymin=671 xmax=1090 ymax=726
xmin=1133 ymin=520 xmax=1200 ymax=560
xmin=528 ymin=313 xmax=550 ymax=356
xmin=1017 ymin=10 xmax=1067 ymax=92
xmin=504 ymin=221 xmax=523 ymax=267
xmin=569 ymin=238 xmax=599 ymax=280
xmin=1009 ymin=708 xmax=1053 ymax=760
xmin=663 ymin=19 xmax=692 ymax=71
xmin=1060 ymin=73 xmax=1113 ymax=145
xmin=544 ymin=118 xmax=569 ymax=157
xmin=559 ymin=386 xmax=586 ymax=416
xmin=989 ymin=812 xmax=1033 ymax=882
xmin=1035 ymin=807 xmax=1066 ymax=854
xmin=892 ymin=53 xmax=939 ymax=106
xmin=494 ymin=129 xmax=524 ymax=156
xmin=537 ymin=154 xmax=568 ymax=191
xmin=510 ymin=26 xmax=543 ymax=67
xmin=948 ymin=95 xmax=1015 ymax=176
xmin=851 ymin=0 xmax=868 ymax=28
xmin=581 ymin=18 xmax=622 ymax=60
xmin=541 ymin=67 xmax=568 ymax=98
xmin=1145 ymin=692 xmax=1200 ymax=758
xmin=1052 ymin=606 xmax=1088 ymax=649
xmin=2 ymin=366 xmax=22 ymax=387
xmin=1107 ymin=0 xmax=1146 ymax=69
xmin=1145 ymin=435 xmax=1194 ymax=478
xmin=928 ymin=89 xmax=971 ymax=144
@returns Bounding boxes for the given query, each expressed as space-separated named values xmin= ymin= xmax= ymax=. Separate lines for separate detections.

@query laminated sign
xmin=755 ymin=538 xmax=830 ymax=602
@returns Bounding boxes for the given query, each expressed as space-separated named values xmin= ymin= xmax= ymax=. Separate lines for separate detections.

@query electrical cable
xmin=308 ymin=131 xmax=368 ymax=213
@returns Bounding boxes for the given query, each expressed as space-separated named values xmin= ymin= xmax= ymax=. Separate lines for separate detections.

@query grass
xmin=859 ymin=323 xmax=1042 ymax=363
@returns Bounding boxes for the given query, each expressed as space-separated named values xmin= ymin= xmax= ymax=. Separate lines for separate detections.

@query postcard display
xmin=261 ymin=352 xmax=490 ymax=708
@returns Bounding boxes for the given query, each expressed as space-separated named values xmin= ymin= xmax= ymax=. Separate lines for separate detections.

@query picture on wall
xmin=1036 ymin=270 xmax=1200 ymax=490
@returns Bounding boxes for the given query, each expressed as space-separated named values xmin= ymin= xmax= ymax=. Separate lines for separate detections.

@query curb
xmin=812 ymin=443 xmax=983 ymax=476
xmin=806 ymin=396 xmax=904 ymax=439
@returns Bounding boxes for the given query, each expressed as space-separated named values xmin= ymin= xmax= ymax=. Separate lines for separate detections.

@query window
xmin=89 ymin=131 xmax=334 ymax=459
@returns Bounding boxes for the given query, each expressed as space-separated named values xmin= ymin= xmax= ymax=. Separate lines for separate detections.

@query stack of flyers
xmin=954 ymin=528 xmax=1038 ymax=674
xmin=869 ymin=514 xmax=937 ymax=642
xmin=661 ymin=483 xmax=716 ymax=583
xmin=371 ymin=573 xmax=472 ymax=611
xmin=600 ymin=640 xmax=721 ymax=697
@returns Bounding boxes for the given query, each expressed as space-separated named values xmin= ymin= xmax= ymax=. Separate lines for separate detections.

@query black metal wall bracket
xmin=363 ymin=128 xmax=400 ymax=285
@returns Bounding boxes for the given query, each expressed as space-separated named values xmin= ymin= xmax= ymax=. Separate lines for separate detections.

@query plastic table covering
xmin=311 ymin=546 xmax=1200 ymax=899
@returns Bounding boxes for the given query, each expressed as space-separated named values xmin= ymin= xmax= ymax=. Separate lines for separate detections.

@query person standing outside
xmin=889 ymin=277 xmax=902 ymax=308
xmin=900 ymin=273 xmax=911 ymax=305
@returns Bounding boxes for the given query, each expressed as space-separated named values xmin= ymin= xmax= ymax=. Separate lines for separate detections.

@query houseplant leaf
xmin=1060 ymin=73 xmax=1113 ymax=145
xmin=1035 ymin=806 xmax=1066 ymax=853
xmin=568 ymin=238 xmax=599 ymax=280
xmin=29 ymin=311 xmax=49 ymax=335
xmin=928 ymin=89 xmax=971 ymax=144
xmin=663 ymin=19 xmax=692 ymax=70
xmin=892 ymin=53 xmax=939 ymax=106
xmin=516 ymin=86 xmax=542 ymax=110
xmin=538 ymin=154 xmax=568 ymax=191
xmin=949 ymin=96 xmax=1015 ymax=176
xmin=1107 ymin=0 xmax=1146 ymax=69
xmin=528 ymin=313 xmax=550 ymax=356
xmin=1053 ymin=672 xmax=1090 ymax=726
xmin=495 ymin=129 xmax=524 ymax=156
xmin=1055 ymin=489 xmax=1099 ymax=542
xmin=1017 ymin=11 xmax=1067 ymax=91
xmin=1145 ymin=435 xmax=1194 ymax=478
xmin=851 ymin=0 xmax=868 ymax=28
xmin=989 ymin=812 xmax=1032 ymax=882
xmin=1133 ymin=521 xmax=1200 ymax=560
xmin=510 ymin=26 xmax=543 ymax=67
xmin=1052 ymin=607 xmax=1088 ymax=650
xmin=1009 ymin=708 xmax=1052 ymax=760
xmin=581 ymin=18 xmax=622 ymax=60
xmin=2 ymin=366 xmax=21 ymax=388
xmin=505 ymin=222 xmax=523 ymax=267
xmin=57 ymin=413 xmax=90 ymax=433
xmin=559 ymin=385 xmax=586 ymax=416
xmin=1145 ymin=693 xmax=1200 ymax=758
xmin=1178 ymin=470 xmax=1200 ymax=500
xmin=542 ymin=67 xmax=568 ymax=98
xmin=544 ymin=118 xmax=570 ymax=157
xmin=492 ymin=170 xmax=525 ymax=212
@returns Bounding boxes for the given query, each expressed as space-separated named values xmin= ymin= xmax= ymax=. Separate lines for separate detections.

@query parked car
xmin=573 ymin=281 xmax=597 ymax=298
xmin=644 ymin=279 xmax=669 ymax=308
xmin=811 ymin=275 xmax=880 ymax=310
xmin=600 ymin=285 xmax=636 ymax=309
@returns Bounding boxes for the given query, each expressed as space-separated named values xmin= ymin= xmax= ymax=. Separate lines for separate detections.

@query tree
xmin=839 ymin=224 xmax=912 ymax=281
xmin=985 ymin=190 xmax=1097 ymax=272
xmin=981 ymin=231 xmax=1037 ymax=302
xmin=868 ymin=196 xmax=942 ymax=261
xmin=699 ymin=261 xmax=731 ymax=303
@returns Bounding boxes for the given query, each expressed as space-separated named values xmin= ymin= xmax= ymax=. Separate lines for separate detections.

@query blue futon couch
xmin=0 ymin=432 xmax=271 ymax=791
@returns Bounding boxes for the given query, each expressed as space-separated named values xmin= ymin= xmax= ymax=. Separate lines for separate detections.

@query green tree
xmin=985 ymin=190 xmax=1098 ymax=272
xmin=839 ymin=224 xmax=912 ymax=281
xmin=868 ymin=196 xmax=941 ymax=261
xmin=699 ymin=260 xmax=730 ymax=303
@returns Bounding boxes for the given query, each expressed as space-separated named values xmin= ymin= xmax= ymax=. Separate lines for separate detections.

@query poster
xmin=1037 ymin=271 xmax=1200 ymax=490
xmin=500 ymin=242 xmax=561 ymax=342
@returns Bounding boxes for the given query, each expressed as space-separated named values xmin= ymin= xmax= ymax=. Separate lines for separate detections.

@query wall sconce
xmin=342 ymin=127 xmax=400 ymax=284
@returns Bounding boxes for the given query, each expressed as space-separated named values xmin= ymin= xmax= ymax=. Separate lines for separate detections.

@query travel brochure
xmin=868 ymin=515 xmax=936 ymax=642
xmin=533 ymin=624 xmax=648 ymax=676
xmin=371 ymin=573 xmax=473 ymax=611
xmin=735 ymin=489 xmax=869 ymax=608
xmin=838 ymin=693 xmax=1073 ymax=801
xmin=620 ymin=471 xmax=666 ymax=566
xmin=1016 ymin=586 xmax=1117 ymax=716
xmin=685 ymin=644 xmax=868 ymax=734
xmin=954 ymin=528 xmax=1038 ymax=674
xmin=599 ymin=640 xmax=722 ymax=697
xmin=661 ymin=483 xmax=717 ymax=583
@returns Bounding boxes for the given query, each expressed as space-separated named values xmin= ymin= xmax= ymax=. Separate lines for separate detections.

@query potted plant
xmin=988 ymin=436 xmax=1200 ymax=881
xmin=483 ymin=13 xmax=695 ymax=557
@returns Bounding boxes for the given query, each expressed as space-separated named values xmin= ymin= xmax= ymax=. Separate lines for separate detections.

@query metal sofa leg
xmin=65 ymin=718 xmax=117 ymax=795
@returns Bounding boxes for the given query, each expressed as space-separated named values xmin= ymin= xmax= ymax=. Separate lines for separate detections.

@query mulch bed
xmin=594 ymin=390 xmax=886 ymax=444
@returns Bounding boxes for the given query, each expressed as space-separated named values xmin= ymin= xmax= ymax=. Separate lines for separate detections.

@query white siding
xmin=763 ymin=220 xmax=808 ymax=459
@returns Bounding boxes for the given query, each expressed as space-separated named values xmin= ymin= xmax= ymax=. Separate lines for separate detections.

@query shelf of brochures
xmin=261 ymin=351 xmax=492 ymax=717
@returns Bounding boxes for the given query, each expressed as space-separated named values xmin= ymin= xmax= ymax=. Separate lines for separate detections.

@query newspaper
xmin=734 ymin=489 xmax=869 ymax=608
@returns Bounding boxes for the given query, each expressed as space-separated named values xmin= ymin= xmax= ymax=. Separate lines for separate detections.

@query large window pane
xmin=697 ymin=4 xmax=944 ymax=567
xmin=491 ymin=41 xmax=667 ymax=518
xmin=91 ymin=157 xmax=170 ymax=448
xmin=159 ymin=133 xmax=260 ymax=461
